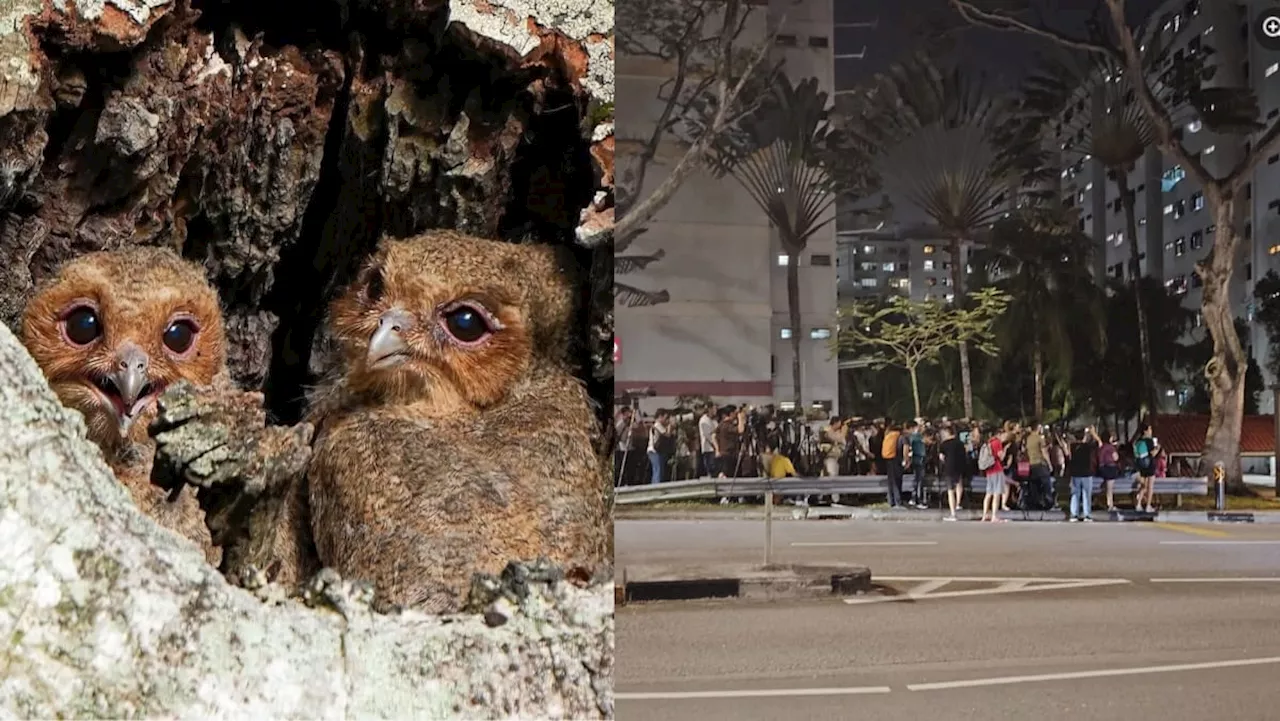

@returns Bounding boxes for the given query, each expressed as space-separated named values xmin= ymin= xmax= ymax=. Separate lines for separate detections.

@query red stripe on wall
xmin=614 ymin=381 xmax=774 ymax=397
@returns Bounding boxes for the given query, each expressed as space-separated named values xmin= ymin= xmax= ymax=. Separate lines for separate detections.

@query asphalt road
xmin=615 ymin=519 xmax=1280 ymax=721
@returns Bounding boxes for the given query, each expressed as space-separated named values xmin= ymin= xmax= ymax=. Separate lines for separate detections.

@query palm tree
xmin=1020 ymin=48 xmax=1166 ymax=415
xmin=976 ymin=208 xmax=1104 ymax=418
xmin=704 ymin=75 xmax=874 ymax=409
xmin=843 ymin=52 xmax=1047 ymax=418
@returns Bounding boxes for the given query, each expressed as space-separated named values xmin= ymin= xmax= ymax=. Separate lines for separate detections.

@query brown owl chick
xmin=21 ymin=247 xmax=225 ymax=565
xmin=304 ymin=230 xmax=609 ymax=613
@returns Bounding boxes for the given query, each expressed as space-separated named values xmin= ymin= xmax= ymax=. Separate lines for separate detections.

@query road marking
xmin=1150 ymin=577 xmax=1280 ymax=583
xmin=907 ymin=656 xmax=1280 ymax=691
xmin=616 ymin=686 xmax=892 ymax=701
xmin=790 ymin=541 xmax=938 ymax=547
xmin=1159 ymin=540 xmax=1280 ymax=545
xmin=845 ymin=577 xmax=1130 ymax=605
xmin=1150 ymin=522 xmax=1231 ymax=538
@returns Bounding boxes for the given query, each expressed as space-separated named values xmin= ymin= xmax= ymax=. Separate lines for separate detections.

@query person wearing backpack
xmin=978 ymin=423 xmax=1008 ymax=522
xmin=1132 ymin=424 xmax=1159 ymax=513
xmin=882 ymin=421 xmax=905 ymax=508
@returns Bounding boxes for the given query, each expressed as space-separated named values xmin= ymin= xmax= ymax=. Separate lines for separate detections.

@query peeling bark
xmin=0 ymin=0 xmax=614 ymax=425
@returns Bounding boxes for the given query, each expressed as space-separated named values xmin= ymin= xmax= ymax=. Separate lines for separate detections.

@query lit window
xmin=1085 ymin=182 xmax=1094 ymax=190
xmin=1205 ymin=145 xmax=1216 ymax=154
xmin=1269 ymin=244 xmax=1280 ymax=255
xmin=780 ymin=328 xmax=792 ymax=339
xmin=1161 ymin=166 xmax=1185 ymax=191
xmin=1188 ymin=120 xmax=1202 ymax=132
xmin=1175 ymin=237 xmax=1186 ymax=257
xmin=777 ymin=254 xmax=789 ymax=266
xmin=1164 ymin=204 xmax=1174 ymax=215
xmin=923 ymin=260 xmax=935 ymax=271
xmin=923 ymin=245 xmax=935 ymax=254
xmin=1107 ymin=233 xmax=1116 ymax=242
xmin=862 ymin=245 xmax=874 ymax=254
xmin=810 ymin=328 xmax=832 ymax=340
xmin=780 ymin=401 xmax=797 ymax=411
xmin=1061 ymin=170 xmax=1069 ymax=178
xmin=882 ymin=262 xmax=896 ymax=272
xmin=860 ymin=277 xmax=878 ymax=287
xmin=1192 ymin=192 xmax=1204 ymax=211
xmin=945 ymin=293 xmax=955 ymax=303
xmin=1268 ymin=62 xmax=1279 ymax=77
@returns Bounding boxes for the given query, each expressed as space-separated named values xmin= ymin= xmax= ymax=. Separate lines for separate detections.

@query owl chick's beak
xmin=105 ymin=342 xmax=152 ymax=435
xmin=367 ymin=308 xmax=414 ymax=369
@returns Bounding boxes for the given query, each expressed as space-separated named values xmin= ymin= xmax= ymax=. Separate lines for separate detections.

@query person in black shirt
xmin=1066 ymin=428 xmax=1100 ymax=522
xmin=939 ymin=426 xmax=968 ymax=521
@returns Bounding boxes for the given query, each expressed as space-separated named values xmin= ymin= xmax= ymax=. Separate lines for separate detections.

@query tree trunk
xmin=908 ymin=364 xmax=922 ymax=419
xmin=1117 ymin=171 xmax=1156 ymax=415
xmin=1201 ymin=194 xmax=1248 ymax=491
xmin=1033 ymin=333 xmax=1044 ymax=419
xmin=949 ymin=237 xmax=974 ymax=417
xmin=787 ymin=255 xmax=804 ymax=412
xmin=0 ymin=0 xmax=612 ymax=427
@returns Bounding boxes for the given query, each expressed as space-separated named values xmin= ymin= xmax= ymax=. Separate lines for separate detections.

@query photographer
xmin=698 ymin=403 xmax=718 ymax=478
xmin=821 ymin=416 xmax=848 ymax=477
xmin=645 ymin=409 xmax=675 ymax=485
xmin=613 ymin=406 xmax=635 ymax=486
xmin=714 ymin=405 xmax=745 ymax=478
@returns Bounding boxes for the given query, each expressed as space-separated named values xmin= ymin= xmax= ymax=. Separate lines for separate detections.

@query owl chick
xmin=304 ymin=230 xmax=609 ymax=613
xmin=21 ymin=247 xmax=225 ymax=564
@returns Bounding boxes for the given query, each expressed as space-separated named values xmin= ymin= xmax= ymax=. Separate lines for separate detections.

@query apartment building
xmin=614 ymin=0 xmax=839 ymax=415
xmin=1062 ymin=0 xmax=1280 ymax=411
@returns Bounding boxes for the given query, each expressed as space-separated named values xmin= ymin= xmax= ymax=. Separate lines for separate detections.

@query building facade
xmin=614 ymin=0 xmax=839 ymax=415
xmin=1062 ymin=0 xmax=1280 ymax=412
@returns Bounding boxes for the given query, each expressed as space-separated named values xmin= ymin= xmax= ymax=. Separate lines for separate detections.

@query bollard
xmin=764 ymin=487 xmax=774 ymax=566
xmin=1213 ymin=462 xmax=1225 ymax=512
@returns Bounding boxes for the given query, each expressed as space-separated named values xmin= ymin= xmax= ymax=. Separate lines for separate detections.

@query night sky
xmin=833 ymin=0 xmax=1167 ymax=91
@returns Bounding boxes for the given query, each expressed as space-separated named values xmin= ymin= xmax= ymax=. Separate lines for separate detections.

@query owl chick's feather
xmin=304 ymin=230 xmax=608 ymax=612
xmin=21 ymin=247 xmax=225 ymax=564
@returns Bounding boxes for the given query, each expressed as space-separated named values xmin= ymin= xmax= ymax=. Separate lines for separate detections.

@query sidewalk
xmin=616 ymin=504 xmax=1280 ymax=524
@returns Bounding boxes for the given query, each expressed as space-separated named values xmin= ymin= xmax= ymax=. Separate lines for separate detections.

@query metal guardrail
xmin=614 ymin=475 xmax=1210 ymax=505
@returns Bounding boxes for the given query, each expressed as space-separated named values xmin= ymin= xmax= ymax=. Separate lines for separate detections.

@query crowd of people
xmin=614 ymin=404 xmax=1175 ymax=521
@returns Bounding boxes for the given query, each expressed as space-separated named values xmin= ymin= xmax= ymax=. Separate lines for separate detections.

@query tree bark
xmin=787 ymin=254 xmax=804 ymax=411
xmin=950 ymin=237 xmax=974 ymax=418
xmin=909 ymin=364 xmax=922 ymax=418
xmin=1117 ymin=171 xmax=1155 ymax=415
xmin=1033 ymin=333 xmax=1044 ymax=420
xmin=1201 ymin=194 xmax=1248 ymax=490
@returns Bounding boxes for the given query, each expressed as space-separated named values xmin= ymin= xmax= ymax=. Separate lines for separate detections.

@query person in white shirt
xmin=646 ymin=409 xmax=674 ymax=485
xmin=698 ymin=405 xmax=717 ymax=478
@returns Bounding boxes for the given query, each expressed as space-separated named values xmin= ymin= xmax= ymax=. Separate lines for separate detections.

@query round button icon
xmin=1258 ymin=8 xmax=1280 ymax=51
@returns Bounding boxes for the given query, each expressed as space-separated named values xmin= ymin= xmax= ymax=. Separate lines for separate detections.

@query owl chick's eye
xmin=163 ymin=319 xmax=198 ymax=354
xmin=366 ymin=269 xmax=385 ymax=302
xmin=63 ymin=306 xmax=101 ymax=346
xmin=441 ymin=304 xmax=493 ymax=345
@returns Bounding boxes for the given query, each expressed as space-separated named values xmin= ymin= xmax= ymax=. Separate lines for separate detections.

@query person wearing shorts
xmin=980 ymin=426 xmax=1008 ymax=523
xmin=1133 ymin=425 xmax=1158 ymax=513
xmin=1097 ymin=430 xmax=1120 ymax=511
xmin=939 ymin=426 xmax=968 ymax=520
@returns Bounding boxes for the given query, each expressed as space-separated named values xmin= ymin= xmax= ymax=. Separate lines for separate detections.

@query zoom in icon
xmin=1259 ymin=9 xmax=1280 ymax=51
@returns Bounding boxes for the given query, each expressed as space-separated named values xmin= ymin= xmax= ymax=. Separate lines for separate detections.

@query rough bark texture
xmin=786 ymin=256 xmax=802 ymax=411
xmin=0 ymin=0 xmax=615 ymax=426
xmin=1117 ymin=171 xmax=1154 ymax=415
xmin=1201 ymin=194 xmax=1247 ymax=489
xmin=949 ymin=237 xmax=973 ymax=418
xmin=0 ymin=320 xmax=614 ymax=719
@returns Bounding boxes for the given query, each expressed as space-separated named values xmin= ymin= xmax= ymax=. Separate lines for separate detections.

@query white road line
xmin=1159 ymin=541 xmax=1280 ymax=545
xmin=907 ymin=656 xmax=1280 ymax=691
xmin=844 ymin=578 xmax=1130 ymax=605
xmin=909 ymin=579 xmax=951 ymax=596
xmin=874 ymin=576 xmax=1122 ymax=583
xmin=1150 ymin=577 xmax=1280 ymax=583
xmin=616 ymin=686 xmax=892 ymax=701
xmin=790 ymin=541 xmax=938 ymax=547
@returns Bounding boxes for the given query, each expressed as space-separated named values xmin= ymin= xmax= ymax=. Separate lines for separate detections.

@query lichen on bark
xmin=0 ymin=319 xmax=614 ymax=718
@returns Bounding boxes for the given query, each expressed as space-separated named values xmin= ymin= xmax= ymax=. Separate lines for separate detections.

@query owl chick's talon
xmin=303 ymin=567 xmax=376 ymax=618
